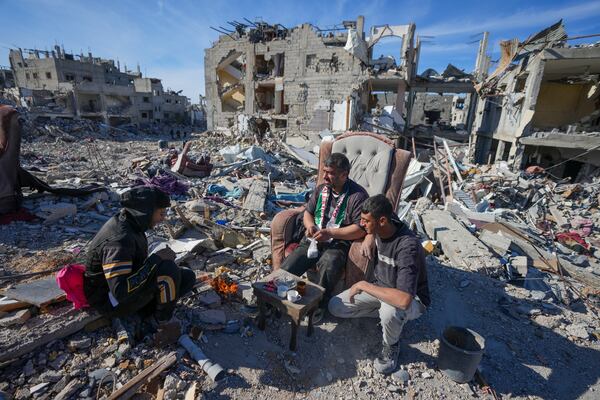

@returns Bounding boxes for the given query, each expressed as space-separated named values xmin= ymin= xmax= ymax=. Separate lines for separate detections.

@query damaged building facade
xmin=8 ymin=47 xmax=189 ymax=126
xmin=204 ymin=17 xmax=418 ymax=134
xmin=470 ymin=21 xmax=600 ymax=180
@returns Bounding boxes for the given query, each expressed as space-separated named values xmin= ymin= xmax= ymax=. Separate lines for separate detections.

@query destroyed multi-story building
xmin=469 ymin=21 xmax=600 ymax=180
xmin=204 ymin=16 xmax=480 ymax=145
xmin=188 ymin=95 xmax=208 ymax=129
xmin=8 ymin=47 xmax=189 ymax=125
xmin=204 ymin=17 xmax=421 ymax=134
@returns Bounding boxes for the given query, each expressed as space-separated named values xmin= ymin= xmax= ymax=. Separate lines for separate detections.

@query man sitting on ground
xmin=281 ymin=153 xmax=368 ymax=318
xmin=83 ymin=186 xmax=195 ymax=339
xmin=328 ymin=194 xmax=430 ymax=374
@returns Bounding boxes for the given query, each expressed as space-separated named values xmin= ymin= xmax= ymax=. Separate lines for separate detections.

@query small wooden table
xmin=252 ymin=269 xmax=325 ymax=351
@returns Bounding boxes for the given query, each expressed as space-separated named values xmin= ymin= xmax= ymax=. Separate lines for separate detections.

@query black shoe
xmin=374 ymin=341 xmax=400 ymax=374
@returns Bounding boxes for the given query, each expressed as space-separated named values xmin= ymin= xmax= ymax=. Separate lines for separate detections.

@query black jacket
xmin=83 ymin=187 xmax=169 ymax=313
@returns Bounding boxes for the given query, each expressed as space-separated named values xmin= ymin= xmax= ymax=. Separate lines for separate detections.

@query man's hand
xmin=313 ymin=228 xmax=333 ymax=242
xmin=155 ymin=246 xmax=176 ymax=261
xmin=360 ymin=234 xmax=375 ymax=259
xmin=306 ymin=225 xmax=319 ymax=238
xmin=349 ymin=281 xmax=365 ymax=304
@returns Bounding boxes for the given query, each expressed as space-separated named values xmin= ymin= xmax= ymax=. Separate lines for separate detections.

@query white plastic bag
xmin=307 ymin=238 xmax=319 ymax=259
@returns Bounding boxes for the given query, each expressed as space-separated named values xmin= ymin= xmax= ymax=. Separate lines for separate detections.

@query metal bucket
xmin=437 ymin=326 xmax=485 ymax=383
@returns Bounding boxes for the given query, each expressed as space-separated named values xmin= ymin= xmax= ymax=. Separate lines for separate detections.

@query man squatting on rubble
xmin=329 ymin=195 xmax=430 ymax=374
xmin=83 ymin=186 xmax=195 ymax=330
xmin=281 ymin=153 xmax=368 ymax=316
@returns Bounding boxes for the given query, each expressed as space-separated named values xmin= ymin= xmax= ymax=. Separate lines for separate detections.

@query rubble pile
xmin=0 ymin=114 xmax=325 ymax=398
xmin=408 ymin=143 xmax=600 ymax=342
xmin=1 ymin=112 xmax=599 ymax=399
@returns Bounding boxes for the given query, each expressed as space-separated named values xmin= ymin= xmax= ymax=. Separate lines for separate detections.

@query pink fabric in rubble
xmin=56 ymin=264 xmax=89 ymax=310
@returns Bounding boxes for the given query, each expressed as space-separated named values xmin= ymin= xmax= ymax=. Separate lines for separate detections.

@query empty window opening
xmin=256 ymin=84 xmax=275 ymax=111
xmin=424 ymin=110 xmax=441 ymax=124
xmin=515 ymin=76 xmax=527 ymax=92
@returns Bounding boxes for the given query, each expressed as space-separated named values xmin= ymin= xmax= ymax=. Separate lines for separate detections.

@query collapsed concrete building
xmin=204 ymin=16 xmax=480 ymax=148
xmin=470 ymin=21 xmax=600 ymax=180
xmin=204 ymin=17 xmax=420 ymax=134
xmin=8 ymin=47 xmax=189 ymax=126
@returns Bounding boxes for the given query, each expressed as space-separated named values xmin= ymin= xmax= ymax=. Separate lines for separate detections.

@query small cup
xmin=277 ymin=285 xmax=288 ymax=299
xmin=287 ymin=290 xmax=302 ymax=303
xmin=296 ymin=281 xmax=306 ymax=296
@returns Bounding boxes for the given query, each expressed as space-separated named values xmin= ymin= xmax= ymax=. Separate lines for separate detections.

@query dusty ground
xmin=2 ymin=255 xmax=598 ymax=399
xmin=193 ymin=257 xmax=600 ymax=400
xmin=1 ymin=133 xmax=599 ymax=399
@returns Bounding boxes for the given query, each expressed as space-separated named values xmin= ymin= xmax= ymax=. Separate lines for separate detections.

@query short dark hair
xmin=324 ymin=153 xmax=351 ymax=173
xmin=361 ymin=194 xmax=393 ymax=220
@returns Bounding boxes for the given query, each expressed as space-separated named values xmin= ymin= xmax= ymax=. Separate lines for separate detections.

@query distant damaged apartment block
xmin=470 ymin=21 xmax=600 ymax=180
xmin=204 ymin=17 xmax=418 ymax=134
xmin=8 ymin=47 xmax=189 ymax=126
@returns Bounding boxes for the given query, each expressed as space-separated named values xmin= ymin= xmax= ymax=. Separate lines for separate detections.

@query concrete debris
xmin=422 ymin=209 xmax=502 ymax=275
xmin=0 ymin=308 xmax=31 ymax=327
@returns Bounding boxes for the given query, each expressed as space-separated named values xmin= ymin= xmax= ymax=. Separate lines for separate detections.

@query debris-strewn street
xmin=1 ymin=8 xmax=600 ymax=400
xmin=1 ymin=114 xmax=599 ymax=399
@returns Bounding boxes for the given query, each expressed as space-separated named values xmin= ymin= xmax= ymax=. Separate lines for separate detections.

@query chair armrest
xmin=345 ymin=239 xmax=370 ymax=288
xmin=271 ymin=206 xmax=305 ymax=269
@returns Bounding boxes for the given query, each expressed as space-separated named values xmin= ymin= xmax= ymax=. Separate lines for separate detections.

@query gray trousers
xmin=328 ymin=289 xmax=425 ymax=345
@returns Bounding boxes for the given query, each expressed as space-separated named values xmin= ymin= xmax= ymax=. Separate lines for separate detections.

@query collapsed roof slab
xmin=411 ymin=80 xmax=475 ymax=93
xmin=520 ymin=132 xmax=600 ymax=150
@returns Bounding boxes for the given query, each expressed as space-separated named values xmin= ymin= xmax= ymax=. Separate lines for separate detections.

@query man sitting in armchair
xmin=281 ymin=153 xmax=368 ymax=319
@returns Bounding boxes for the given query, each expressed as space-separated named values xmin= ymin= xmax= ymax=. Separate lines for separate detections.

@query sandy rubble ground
xmin=1 ymin=131 xmax=599 ymax=400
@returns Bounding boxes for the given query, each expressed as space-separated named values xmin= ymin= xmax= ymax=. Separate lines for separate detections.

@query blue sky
xmin=2 ymin=0 xmax=600 ymax=102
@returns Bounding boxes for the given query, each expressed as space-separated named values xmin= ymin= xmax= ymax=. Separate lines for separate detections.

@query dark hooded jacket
xmin=83 ymin=186 xmax=170 ymax=313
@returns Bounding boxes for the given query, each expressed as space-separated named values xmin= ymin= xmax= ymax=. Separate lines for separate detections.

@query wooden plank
xmin=0 ymin=309 xmax=100 ymax=362
xmin=243 ymin=179 xmax=268 ymax=212
xmin=443 ymin=139 xmax=464 ymax=183
xmin=481 ymin=222 xmax=600 ymax=288
xmin=0 ymin=297 xmax=29 ymax=312
xmin=184 ymin=382 xmax=197 ymax=400
xmin=107 ymin=352 xmax=177 ymax=400
xmin=1 ymin=276 xmax=65 ymax=307
xmin=421 ymin=210 xmax=501 ymax=274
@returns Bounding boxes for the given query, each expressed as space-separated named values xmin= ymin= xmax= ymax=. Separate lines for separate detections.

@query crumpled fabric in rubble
xmin=136 ymin=174 xmax=189 ymax=196
xmin=206 ymin=184 xmax=243 ymax=199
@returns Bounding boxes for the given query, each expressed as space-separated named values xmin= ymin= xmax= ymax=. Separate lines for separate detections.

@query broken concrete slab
xmin=1 ymin=276 xmax=65 ymax=307
xmin=421 ymin=210 xmax=501 ymax=274
xmin=197 ymin=309 xmax=227 ymax=325
xmin=478 ymin=230 xmax=512 ymax=256
xmin=243 ymin=179 xmax=269 ymax=212
xmin=0 ymin=308 xmax=100 ymax=362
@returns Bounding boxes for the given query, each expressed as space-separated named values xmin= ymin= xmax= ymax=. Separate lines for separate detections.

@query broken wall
xmin=532 ymin=82 xmax=598 ymax=128
xmin=205 ymin=23 xmax=372 ymax=133
xmin=411 ymin=93 xmax=453 ymax=125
